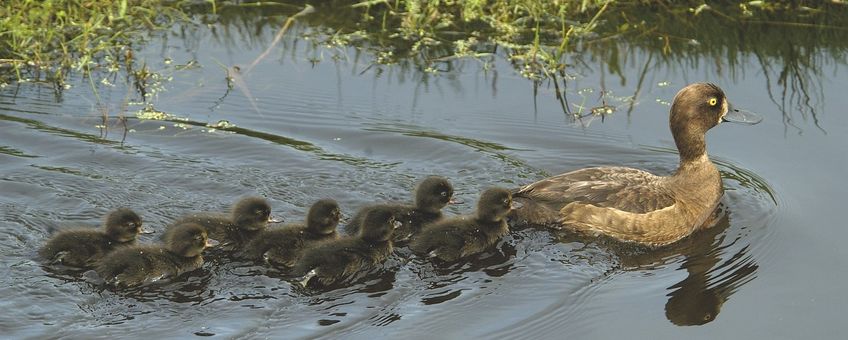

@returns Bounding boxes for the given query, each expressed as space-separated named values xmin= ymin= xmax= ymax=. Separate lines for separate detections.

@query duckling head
xmin=475 ymin=188 xmax=513 ymax=222
xmin=166 ymin=222 xmax=216 ymax=257
xmin=104 ymin=208 xmax=143 ymax=242
xmin=414 ymin=176 xmax=454 ymax=213
xmin=232 ymin=197 xmax=275 ymax=231
xmin=306 ymin=198 xmax=341 ymax=235
xmin=359 ymin=207 xmax=397 ymax=243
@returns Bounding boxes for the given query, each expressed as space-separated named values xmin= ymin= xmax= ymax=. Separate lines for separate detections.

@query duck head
xmin=166 ymin=222 xmax=217 ymax=257
xmin=670 ymin=83 xmax=761 ymax=162
xmin=359 ymin=207 xmax=397 ymax=243
xmin=475 ymin=188 xmax=514 ymax=222
xmin=104 ymin=208 xmax=144 ymax=242
xmin=414 ymin=176 xmax=454 ymax=213
xmin=306 ymin=198 xmax=341 ymax=235
xmin=232 ymin=197 xmax=278 ymax=231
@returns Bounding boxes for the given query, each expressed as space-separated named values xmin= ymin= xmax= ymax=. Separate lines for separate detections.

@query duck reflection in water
xmin=556 ymin=205 xmax=759 ymax=326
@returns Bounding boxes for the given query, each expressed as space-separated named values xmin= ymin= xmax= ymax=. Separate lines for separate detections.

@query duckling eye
xmin=708 ymin=98 xmax=718 ymax=106
xmin=440 ymin=191 xmax=447 ymax=197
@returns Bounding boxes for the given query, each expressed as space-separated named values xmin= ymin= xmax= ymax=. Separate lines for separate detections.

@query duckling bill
xmin=511 ymin=83 xmax=762 ymax=246
xmin=410 ymin=188 xmax=513 ymax=262
xmin=292 ymin=207 xmax=397 ymax=287
xmin=343 ymin=176 xmax=454 ymax=244
xmin=242 ymin=199 xmax=341 ymax=267
xmin=39 ymin=208 xmax=145 ymax=268
xmin=95 ymin=222 xmax=217 ymax=288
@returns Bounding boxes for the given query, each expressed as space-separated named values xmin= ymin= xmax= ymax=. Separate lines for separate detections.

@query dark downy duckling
xmin=171 ymin=196 xmax=279 ymax=251
xmin=39 ymin=208 xmax=144 ymax=268
xmin=409 ymin=188 xmax=513 ymax=262
xmin=96 ymin=222 xmax=217 ymax=288
xmin=511 ymin=83 xmax=762 ymax=246
xmin=293 ymin=207 xmax=398 ymax=287
xmin=242 ymin=199 xmax=341 ymax=267
xmin=343 ymin=176 xmax=453 ymax=243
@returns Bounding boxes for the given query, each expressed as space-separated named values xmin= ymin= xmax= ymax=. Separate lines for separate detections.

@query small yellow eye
xmin=708 ymin=98 xmax=718 ymax=106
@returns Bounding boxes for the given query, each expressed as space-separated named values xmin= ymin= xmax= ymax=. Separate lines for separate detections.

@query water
xmin=2 ymin=11 xmax=846 ymax=339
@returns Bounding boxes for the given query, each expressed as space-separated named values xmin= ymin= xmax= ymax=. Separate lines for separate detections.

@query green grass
xmin=2 ymin=0 xmax=846 ymax=123
xmin=0 ymin=0 xmax=195 ymax=88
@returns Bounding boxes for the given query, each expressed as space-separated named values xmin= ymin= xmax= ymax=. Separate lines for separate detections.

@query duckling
xmin=293 ymin=207 xmax=397 ymax=287
xmin=409 ymin=188 xmax=513 ymax=262
xmin=171 ymin=196 xmax=279 ymax=251
xmin=39 ymin=208 xmax=144 ymax=268
xmin=511 ymin=83 xmax=762 ymax=246
xmin=95 ymin=222 xmax=217 ymax=288
xmin=242 ymin=199 xmax=341 ymax=267
xmin=343 ymin=176 xmax=453 ymax=243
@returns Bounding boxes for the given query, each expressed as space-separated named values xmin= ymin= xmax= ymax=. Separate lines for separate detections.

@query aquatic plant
xmin=2 ymin=1 xmax=845 ymax=128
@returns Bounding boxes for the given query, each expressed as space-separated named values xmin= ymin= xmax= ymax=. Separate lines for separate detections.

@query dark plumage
xmin=343 ymin=176 xmax=453 ymax=243
xmin=170 ymin=196 xmax=278 ymax=251
xmin=293 ymin=207 xmax=397 ymax=287
xmin=96 ymin=222 xmax=215 ymax=288
xmin=511 ymin=83 xmax=762 ymax=246
xmin=410 ymin=188 xmax=513 ymax=262
xmin=39 ymin=208 xmax=143 ymax=268
xmin=242 ymin=199 xmax=341 ymax=267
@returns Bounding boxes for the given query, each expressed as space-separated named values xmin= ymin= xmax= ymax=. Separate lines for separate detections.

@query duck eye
xmin=708 ymin=98 xmax=717 ymax=106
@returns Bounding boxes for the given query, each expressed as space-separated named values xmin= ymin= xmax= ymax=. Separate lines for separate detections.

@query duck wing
xmin=515 ymin=167 xmax=675 ymax=215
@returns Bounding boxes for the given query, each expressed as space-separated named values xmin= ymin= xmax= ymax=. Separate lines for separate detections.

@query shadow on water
xmin=621 ymin=207 xmax=757 ymax=326
xmin=580 ymin=3 xmax=848 ymax=134
xmin=549 ymin=203 xmax=759 ymax=326
xmin=0 ymin=145 xmax=39 ymax=158
xmin=40 ymin=262 xmax=217 ymax=304
xmin=166 ymin=1 xmax=848 ymax=134
xmin=0 ymin=113 xmax=120 ymax=146
xmin=363 ymin=123 xmax=541 ymax=172
xmin=0 ymin=1 xmax=811 ymax=338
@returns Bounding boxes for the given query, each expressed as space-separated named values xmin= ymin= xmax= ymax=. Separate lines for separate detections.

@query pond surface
xmin=2 ymin=12 xmax=847 ymax=339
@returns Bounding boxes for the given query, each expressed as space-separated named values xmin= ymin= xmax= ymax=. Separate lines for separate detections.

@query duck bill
xmin=139 ymin=226 xmax=155 ymax=234
xmin=392 ymin=220 xmax=403 ymax=229
xmin=268 ymin=216 xmax=283 ymax=223
xmin=205 ymin=238 xmax=220 ymax=247
xmin=509 ymin=201 xmax=524 ymax=210
xmin=448 ymin=197 xmax=464 ymax=205
xmin=723 ymin=105 xmax=763 ymax=125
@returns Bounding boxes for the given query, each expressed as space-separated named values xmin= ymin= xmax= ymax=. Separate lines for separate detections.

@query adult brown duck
xmin=511 ymin=83 xmax=762 ymax=246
